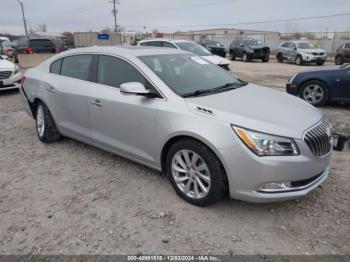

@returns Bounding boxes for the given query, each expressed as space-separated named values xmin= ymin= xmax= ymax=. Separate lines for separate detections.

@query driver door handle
xmin=90 ymin=99 xmax=103 ymax=107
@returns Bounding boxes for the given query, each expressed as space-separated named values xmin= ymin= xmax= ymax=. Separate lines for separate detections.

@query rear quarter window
xmin=50 ymin=59 xmax=62 ymax=74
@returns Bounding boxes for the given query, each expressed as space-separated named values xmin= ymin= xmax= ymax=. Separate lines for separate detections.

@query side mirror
xmin=294 ymin=47 xmax=297 ymax=50
xmin=120 ymin=82 xmax=150 ymax=96
xmin=240 ymin=44 xmax=244 ymax=47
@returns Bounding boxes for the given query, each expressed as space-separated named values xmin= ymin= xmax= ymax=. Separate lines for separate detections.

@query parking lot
xmin=0 ymin=54 xmax=349 ymax=255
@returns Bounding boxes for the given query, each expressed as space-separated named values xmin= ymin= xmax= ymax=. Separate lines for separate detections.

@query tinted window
xmin=288 ymin=42 xmax=296 ymax=49
xmin=30 ymin=39 xmax=54 ymax=48
xmin=139 ymin=42 xmax=149 ymax=46
xmin=61 ymin=55 xmax=92 ymax=81
xmin=162 ymin=42 xmax=176 ymax=48
xmin=345 ymin=43 xmax=350 ymax=48
xmin=50 ymin=59 xmax=62 ymax=74
xmin=97 ymin=55 xmax=150 ymax=88
xmin=18 ymin=38 xmax=28 ymax=48
xmin=147 ymin=41 xmax=163 ymax=47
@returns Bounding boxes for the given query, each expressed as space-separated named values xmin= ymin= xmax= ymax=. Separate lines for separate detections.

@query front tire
xmin=262 ymin=54 xmax=269 ymax=63
xmin=242 ymin=52 xmax=250 ymax=62
xmin=295 ymin=55 xmax=303 ymax=65
xmin=166 ymin=138 xmax=227 ymax=206
xmin=300 ymin=80 xmax=329 ymax=106
xmin=230 ymin=51 xmax=235 ymax=61
xmin=35 ymin=102 xmax=61 ymax=143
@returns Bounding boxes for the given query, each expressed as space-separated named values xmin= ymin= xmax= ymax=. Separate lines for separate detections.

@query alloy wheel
xmin=171 ymin=150 xmax=211 ymax=200
xmin=302 ymin=84 xmax=324 ymax=104
xmin=36 ymin=105 xmax=45 ymax=138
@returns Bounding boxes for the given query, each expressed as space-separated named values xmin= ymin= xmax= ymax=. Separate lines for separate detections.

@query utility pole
xmin=111 ymin=0 xmax=120 ymax=32
xmin=17 ymin=0 xmax=28 ymax=37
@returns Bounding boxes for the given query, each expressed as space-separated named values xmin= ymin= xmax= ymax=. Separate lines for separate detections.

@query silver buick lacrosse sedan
xmin=20 ymin=46 xmax=332 ymax=206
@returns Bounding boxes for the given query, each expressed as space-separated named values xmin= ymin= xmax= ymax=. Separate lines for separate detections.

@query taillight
xmin=27 ymin=47 xmax=33 ymax=54
xmin=20 ymin=76 xmax=26 ymax=89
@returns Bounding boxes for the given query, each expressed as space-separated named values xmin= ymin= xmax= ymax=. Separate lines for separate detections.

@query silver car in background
xmin=276 ymin=41 xmax=327 ymax=66
xmin=20 ymin=46 xmax=332 ymax=206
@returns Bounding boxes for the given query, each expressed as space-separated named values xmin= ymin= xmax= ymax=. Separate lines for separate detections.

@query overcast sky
xmin=1 ymin=0 xmax=350 ymax=34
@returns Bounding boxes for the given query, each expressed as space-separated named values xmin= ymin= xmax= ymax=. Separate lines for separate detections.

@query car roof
xmin=139 ymin=38 xmax=194 ymax=44
xmin=56 ymin=46 xmax=191 ymax=57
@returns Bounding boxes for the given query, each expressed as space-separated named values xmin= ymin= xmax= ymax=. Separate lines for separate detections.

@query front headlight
xmin=232 ymin=126 xmax=299 ymax=156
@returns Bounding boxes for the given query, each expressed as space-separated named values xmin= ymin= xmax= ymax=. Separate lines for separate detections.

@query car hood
xmin=248 ymin=45 xmax=268 ymax=50
xmin=186 ymin=84 xmax=323 ymax=139
xmin=202 ymin=55 xmax=231 ymax=65
xmin=0 ymin=59 xmax=16 ymax=70
xmin=299 ymin=66 xmax=341 ymax=74
xmin=300 ymin=48 xmax=326 ymax=53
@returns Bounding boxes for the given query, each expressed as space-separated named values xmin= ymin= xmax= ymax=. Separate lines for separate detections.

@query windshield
xmin=243 ymin=39 xmax=262 ymax=46
xmin=297 ymin=42 xmax=316 ymax=49
xmin=139 ymin=54 xmax=245 ymax=97
xmin=176 ymin=42 xmax=211 ymax=56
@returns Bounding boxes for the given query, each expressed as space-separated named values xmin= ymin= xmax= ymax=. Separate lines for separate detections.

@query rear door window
xmin=50 ymin=59 xmax=62 ymax=74
xmin=60 ymin=55 xmax=92 ymax=81
xmin=281 ymin=42 xmax=289 ymax=48
xmin=345 ymin=43 xmax=350 ymax=48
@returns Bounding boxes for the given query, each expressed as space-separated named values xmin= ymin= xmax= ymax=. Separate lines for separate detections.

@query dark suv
xmin=229 ymin=39 xmax=270 ymax=62
xmin=198 ymin=38 xmax=226 ymax=57
xmin=335 ymin=43 xmax=350 ymax=65
xmin=18 ymin=38 xmax=56 ymax=54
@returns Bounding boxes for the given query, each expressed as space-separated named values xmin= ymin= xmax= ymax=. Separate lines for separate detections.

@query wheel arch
xmin=160 ymin=134 xmax=229 ymax=189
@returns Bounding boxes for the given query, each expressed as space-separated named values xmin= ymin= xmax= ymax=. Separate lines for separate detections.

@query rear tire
xmin=277 ymin=53 xmax=284 ymax=63
xmin=335 ymin=55 xmax=344 ymax=65
xmin=35 ymin=102 xmax=61 ymax=143
xmin=165 ymin=138 xmax=227 ymax=206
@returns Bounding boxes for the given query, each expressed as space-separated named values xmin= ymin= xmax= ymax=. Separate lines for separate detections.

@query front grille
xmin=0 ymin=71 xmax=12 ymax=80
xmin=312 ymin=52 xmax=324 ymax=56
xmin=304 ymin=121 xmax=332 ymax=156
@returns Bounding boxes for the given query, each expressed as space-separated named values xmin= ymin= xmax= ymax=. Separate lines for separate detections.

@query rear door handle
xmin=46 ymin=86 xmax=56 ymax=93
xmin=90 ymin=99 xmax=103 ymax=107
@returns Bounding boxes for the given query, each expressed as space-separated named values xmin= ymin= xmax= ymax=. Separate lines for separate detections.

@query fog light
xmin=258 ymin=182 xmax=292 ymax=193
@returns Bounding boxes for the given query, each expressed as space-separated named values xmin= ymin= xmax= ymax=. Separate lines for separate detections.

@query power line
xmin=120 ymin=11 xmax=350 ymax=29
xmin=118 ymin=0 xmax=238 ymax=15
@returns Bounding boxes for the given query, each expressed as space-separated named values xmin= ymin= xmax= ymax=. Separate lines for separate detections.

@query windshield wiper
xmin=183 ymin=82 xmax=246 ymax=98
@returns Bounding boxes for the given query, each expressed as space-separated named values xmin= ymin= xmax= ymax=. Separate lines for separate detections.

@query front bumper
xmin=286 ymin=82 xmax=300 ymax=96
xmin=301 ymin=54 xmax=327 ymax=63
xmin=0 ymin=72 xmax=22 ymax=91
xmin=219 ymin=138 xmax=331 ymax=203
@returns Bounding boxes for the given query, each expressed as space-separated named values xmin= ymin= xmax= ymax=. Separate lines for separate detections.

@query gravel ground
xmin=0 ymin=55 xmax=349 ymax=255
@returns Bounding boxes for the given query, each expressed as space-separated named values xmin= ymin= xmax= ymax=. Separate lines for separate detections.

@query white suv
xmin=138 ymin=39 xmax=231 ymax=70
xmin=276 ymin=41 xmax=327 ymax=66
